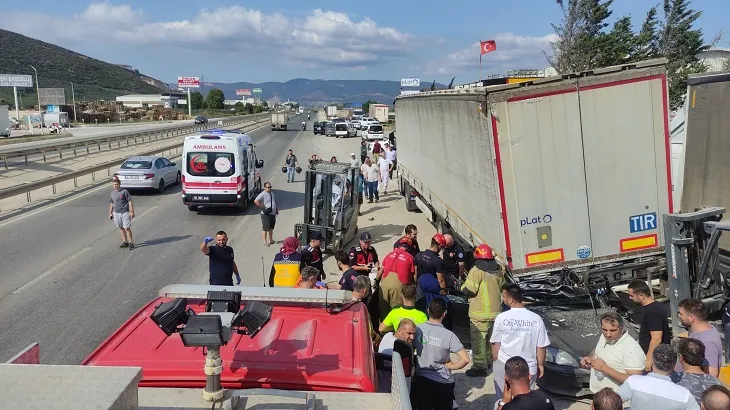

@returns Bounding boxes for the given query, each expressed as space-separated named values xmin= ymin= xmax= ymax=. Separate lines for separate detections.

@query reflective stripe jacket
xmin=460 ymin=264 xmax=505 ymax=321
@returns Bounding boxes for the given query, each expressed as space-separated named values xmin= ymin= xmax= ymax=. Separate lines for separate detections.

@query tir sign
xmin=629 ymin=212 xmax=657 ymax=233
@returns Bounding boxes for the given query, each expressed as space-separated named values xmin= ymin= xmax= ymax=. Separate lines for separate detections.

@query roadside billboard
xmin=0 ymin=74 xmax=33 ymax=88
xmin=177 ymin=76 xmax=200 ymax=88
xmin=252 ymin=88 xmax=262 ymax=93
xmin=400 ymin=78 xmax=420 ymax=87
xmin=236 ymin=89 xmax=252 ymax=96
xmin=38 ymin=88 xmax=66 ymax=105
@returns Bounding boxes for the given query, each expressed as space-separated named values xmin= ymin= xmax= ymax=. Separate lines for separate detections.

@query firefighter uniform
xmin=460 ymin=244 xmax=505 ymax=374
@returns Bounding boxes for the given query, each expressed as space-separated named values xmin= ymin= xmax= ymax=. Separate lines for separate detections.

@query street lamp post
xmin=29 ymin=65 xmax=42 ymax=134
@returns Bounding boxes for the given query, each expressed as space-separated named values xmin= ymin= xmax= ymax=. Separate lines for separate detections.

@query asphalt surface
xmin=0 ymin=113 xmax=309 ymax=364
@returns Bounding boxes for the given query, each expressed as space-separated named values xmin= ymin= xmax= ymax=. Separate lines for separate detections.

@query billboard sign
xmin=0 ymin=74 xmax=33 ymax=88
xmin=400 ymin=78 xmax=420 ymax=87
xmin=236 ymin=89 xmax=252 ymax=96
xmin=177 ymin=76 xmax=200 ymax=88
xmin=178 ymin=99 xmax=187 ymax=105
xmin=38 ymin=88 xmax=66 ymax=105
xmin=252 ymin=88 xmax=262 ymax=93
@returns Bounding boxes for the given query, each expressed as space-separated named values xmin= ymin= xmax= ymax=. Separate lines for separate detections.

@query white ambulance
xmin=181 ymin=129 xmax=264 ymax=212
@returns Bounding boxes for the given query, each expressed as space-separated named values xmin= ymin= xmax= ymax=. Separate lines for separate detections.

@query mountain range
xmin=0 ymin=28 xmax=444 ymax=108
xmin=178 ymin=79 xmax=446 ymax=107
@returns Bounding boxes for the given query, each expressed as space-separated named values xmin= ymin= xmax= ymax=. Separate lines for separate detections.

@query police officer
xmin=442 ymin=234 xmax=466 ymax=281
xmin=301 ymin=231 xmax=325 ymax=280
xmin=349 ymin=232 xmax=380 ymax=274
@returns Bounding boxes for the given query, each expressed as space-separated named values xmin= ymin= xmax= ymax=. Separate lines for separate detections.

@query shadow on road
xmin=136 ymin=235 xmax=193 ymax=247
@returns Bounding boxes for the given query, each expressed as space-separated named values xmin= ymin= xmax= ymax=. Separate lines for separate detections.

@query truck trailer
xmin=0 ymin=105 xmax=10 ymax=138
xmin=270 ymin=112 xmax=288 ymax=131
xmin=395 ymin=59 xmax=673 ymax=285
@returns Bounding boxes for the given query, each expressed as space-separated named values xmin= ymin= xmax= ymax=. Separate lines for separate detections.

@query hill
xmin=176 ymin=78 xmax=447 ymax=107
xmin=0 ymin=29 xmax=168 ymax=108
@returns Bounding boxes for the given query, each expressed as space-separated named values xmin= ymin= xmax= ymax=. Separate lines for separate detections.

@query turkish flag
xmin=480 ymin=40 xmax=497 ymax=55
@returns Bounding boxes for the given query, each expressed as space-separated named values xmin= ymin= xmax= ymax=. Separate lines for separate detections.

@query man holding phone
xmin=497 ymin=356 xmax=555 ymax=409
xmin=200 ymin=231 xmax=241 ymax=286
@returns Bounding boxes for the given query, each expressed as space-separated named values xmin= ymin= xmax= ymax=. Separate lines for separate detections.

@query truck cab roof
xmin=82 ymin=285 xmax=377 ymax=393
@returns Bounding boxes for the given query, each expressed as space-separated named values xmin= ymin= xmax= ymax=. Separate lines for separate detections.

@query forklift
xmin=663 ymin=206 xmax=730 ymax=384
xmin=294 ymin=160 xmax=361 ymax=252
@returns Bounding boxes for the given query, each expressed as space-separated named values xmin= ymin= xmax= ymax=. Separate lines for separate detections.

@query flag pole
xmin=479 ymin=40 xmax=483 ymax=83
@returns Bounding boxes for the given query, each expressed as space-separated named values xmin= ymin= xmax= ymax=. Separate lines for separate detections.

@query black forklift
xmin=294 ymin=160 xmax=361 ymax=252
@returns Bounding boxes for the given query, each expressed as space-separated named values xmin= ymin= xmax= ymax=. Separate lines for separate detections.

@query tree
xmin=234 ymin=102 xmax=245 ymax=113
xmin=254 ymin=104 xmax=263 ymax=113
xmin=657 ymin=0 xmax=708 ymax=110
xmin=262 ymin=101 xmax=269 ymax=110
xmin=548 ymin=0 xmax=614 ymax=72
xmin=362 ymin=100 xmax=378 ymax=115
xmin=632 ymin=7 xmax=660 ymax=61
xmin=205 ymin=88 xmax=225 ymax=110
xmin=190 ymin=91 xmax=205 ymax=110
xmin=245 ymin=103 xmax=254 ymax=114
xmin=595 ymin=16 xmax=634 ymax=68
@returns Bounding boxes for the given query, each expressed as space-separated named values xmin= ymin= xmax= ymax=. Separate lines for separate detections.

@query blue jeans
xmin=287 ymin=166 xmax=296 ymax=182
xmin=367 ymin=181 xmax=379 ymax=201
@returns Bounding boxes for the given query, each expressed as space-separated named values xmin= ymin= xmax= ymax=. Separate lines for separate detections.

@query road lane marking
xmin=12 ymin=247 xmax=93 ymax=294
xmin=9 ymin=205 xmax=158 ymax=294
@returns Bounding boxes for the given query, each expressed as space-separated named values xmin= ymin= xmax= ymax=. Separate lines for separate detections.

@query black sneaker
xmin=119 ymin=242 xmax=129 ymax=248
xmin=128 ymin=243 xmax=135 ymax=250
xmin=465 ymin=367 xmax=489 ymax=377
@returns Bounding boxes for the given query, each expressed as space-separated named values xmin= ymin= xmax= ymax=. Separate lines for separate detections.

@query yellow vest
xmin=272 ymin=253 xmax=302 ymax=287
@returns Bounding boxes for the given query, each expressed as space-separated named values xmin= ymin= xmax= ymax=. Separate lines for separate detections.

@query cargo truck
xmin=0 ymin=105 xmax=10 ymax=138
xmin=326 ymin=105 xmax=337 ymax=118
xmin=395 ymin=59 xmax=673 ymax=285
xmin=270 ymin=112 xmax=288 ymax=131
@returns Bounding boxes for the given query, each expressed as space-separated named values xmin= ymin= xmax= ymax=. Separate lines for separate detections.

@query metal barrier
xmin=0 ymin=113 xmax=270 ymax=169
xmin=0 ymin=118 xmax=271 ymax=204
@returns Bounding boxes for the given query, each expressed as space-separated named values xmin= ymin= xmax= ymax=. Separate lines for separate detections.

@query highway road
xmin=0 ymin=113 xmax=309 ymax=364
xmin=7 ymin=117 xmax=232 ymax=139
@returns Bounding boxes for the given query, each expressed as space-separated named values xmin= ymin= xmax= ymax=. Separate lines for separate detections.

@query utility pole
xmin=71 ymin=82 xmax=78 ymax=123
xmin=29 ymin=65 xmax=42 ymax=134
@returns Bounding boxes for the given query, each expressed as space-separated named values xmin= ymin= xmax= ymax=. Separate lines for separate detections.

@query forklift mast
xmin=296 ymin=161 xmax=361 ymax=252
xmin=663 ymin=207 xmax=730 ymax=340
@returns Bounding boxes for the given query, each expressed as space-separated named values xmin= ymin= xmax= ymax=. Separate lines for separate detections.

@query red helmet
xmin=432 ymin=233 xmax=447 ymax=247
xmin=474 ymin=244 xmax=494 ymax=260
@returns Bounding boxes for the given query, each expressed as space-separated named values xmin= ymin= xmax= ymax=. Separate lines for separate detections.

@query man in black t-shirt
xmin=497 ymin=356 xmax=555 ymax=410
xmin=628 ymin=279 xmax=670 ymax=371
xmin=441 ymin=234 xmax=465 ymax=280
xmin=301 ymin=231 xmax=325 ymax=280
xmin=329 ymin=250 xmax=365 ymax=292
xmin=200 ymin=231 xmax=241 ymax=286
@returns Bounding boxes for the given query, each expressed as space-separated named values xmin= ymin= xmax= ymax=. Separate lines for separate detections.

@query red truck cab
xmin=82 ymin=285 xmax=378 ymax=393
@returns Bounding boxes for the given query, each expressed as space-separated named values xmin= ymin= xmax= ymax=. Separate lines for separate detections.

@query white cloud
xmin=424 ymin=33 xmax=559 ymax=76
xmin=1 ymin=2 xmax=415 ymax=69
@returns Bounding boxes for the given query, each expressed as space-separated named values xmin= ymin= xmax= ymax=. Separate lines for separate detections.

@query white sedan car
xmin=114 ymin=155 xmax=181 ymax=193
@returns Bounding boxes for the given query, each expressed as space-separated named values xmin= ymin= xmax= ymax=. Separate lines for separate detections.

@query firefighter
xmin=461 ymin=243 xmax=505 ymax=377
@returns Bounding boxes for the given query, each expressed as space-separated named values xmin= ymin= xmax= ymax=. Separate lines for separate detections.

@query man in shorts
xmin=254 ymin=182 xmax=278 ymax=247
xmin=109 ymin=177 xmax=135 ymax=249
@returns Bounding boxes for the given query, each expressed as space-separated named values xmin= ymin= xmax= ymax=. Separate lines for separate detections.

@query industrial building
xmin=115 ymin=92 xmax=185 ymax=109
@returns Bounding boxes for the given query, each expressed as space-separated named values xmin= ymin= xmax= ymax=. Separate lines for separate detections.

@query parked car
xmin=313 ymin=121 xmax=325 ymax=135
xmin=325 ymin=122 xmax=336 ymax=137
xmin=114 ymin=155 xmax=181 ymax=193
xmin=361 ymin=123 xmax=384 ymax=141
xmin=194 ymin=116 xmax=208 ymax=124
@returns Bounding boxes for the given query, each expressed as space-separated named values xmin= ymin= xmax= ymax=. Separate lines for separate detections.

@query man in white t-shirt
xmin=579 ymin=312 xmax=645 ymax=396
xmin=377 ymin=152 xmax=393 ymax=195
xmin=361 ymin=157 xmax=381 ymax=203
xmin=379 ymin=318 xmax=417 ymax=354
xmin=490 ymin=283 xmax=550 ymax=398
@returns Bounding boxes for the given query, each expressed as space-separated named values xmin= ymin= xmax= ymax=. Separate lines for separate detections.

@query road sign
xmin=46 ymin=105 xmax=59 ymax=113
xmin=252 ymin=88 xmax=262 ymax=93
xmin=629 ymin=212 xmax=657 ymax=233
xmin=178 ymin=99 xmax=187 ymax=105
xmin=236 ymin=89 xmax=252 ymax=96
xmin=177 ymin=76 xmax=200 ymax=88
xmin=38 ymin=88 xmax=66 ymax=105
xmin=400 ymin=78 xmax=420 ymax=87
xmin=0 ymin=74 xmax=33 ymax=88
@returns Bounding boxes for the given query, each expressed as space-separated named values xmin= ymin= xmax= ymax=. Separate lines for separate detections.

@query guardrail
xmin=0 ymin=118 xmax=271 ymax=204
xmin=0 ymin=113 xmax=270 ymax=169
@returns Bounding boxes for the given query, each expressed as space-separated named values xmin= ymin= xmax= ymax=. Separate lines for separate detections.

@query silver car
xmin=114 ymin=155 xmax=181 ymax=193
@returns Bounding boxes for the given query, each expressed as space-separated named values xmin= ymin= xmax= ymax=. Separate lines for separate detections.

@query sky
xmin=2 ymin=1 xmax=728 ymax=85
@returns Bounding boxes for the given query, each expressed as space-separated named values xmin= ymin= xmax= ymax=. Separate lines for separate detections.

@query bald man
xmin=701 ymin=385 xmax=730 ymax=410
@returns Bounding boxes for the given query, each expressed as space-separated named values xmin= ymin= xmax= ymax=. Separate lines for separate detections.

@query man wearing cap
xmin=461 ymin=244 xmax=506 ymax=377
xmin=301 ymin=231 xmax=325 ymax=281
xmin=349 ymin=232 xmax=381 ymax=274
xmin=349 ymin=152 xmax=361 ymax=169
xmin=415 ymin=234 xmax=453 ymax=329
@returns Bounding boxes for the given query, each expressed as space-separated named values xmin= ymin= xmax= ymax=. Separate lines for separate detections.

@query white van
xmin=181 ymin=130 xmax=264 ymax=212
xmin=361 ymin=123 xmax=384 ymax=141
xmin=334 ymin=122 xmax=350 ymax=138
